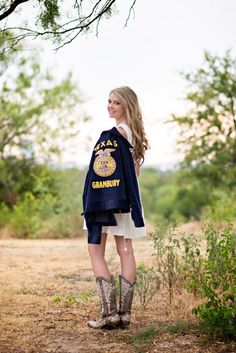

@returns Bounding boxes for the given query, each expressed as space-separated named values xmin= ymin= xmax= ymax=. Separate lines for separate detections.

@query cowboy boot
xmin=87 ymin=276 xmax=120 ymax=329
xmin=119 ymin=275 xmax=135 ymax=327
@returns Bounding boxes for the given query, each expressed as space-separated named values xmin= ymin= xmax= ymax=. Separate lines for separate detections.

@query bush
xmin=192 ymin=222 xmax=236 ymax=339
xmin=0 ymin=166 xmax=85 ymax=238
xmin=202 ymin=189 xmax=236 ymax=222
xmin=135 ymin=263 xmax=160 ymax=309
xmin=180 ymin=232 xmax=204 ymax=297
xmin=8 ymin=192 xmax=42 ymax=238
xmin=151 ymin=222 xmax=181 ymax=304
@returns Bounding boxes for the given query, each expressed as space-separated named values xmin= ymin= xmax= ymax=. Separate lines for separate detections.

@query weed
xmin=152 ymin=222 xmax=181 ymax=304
xmin=64 ymin=294 xmax=77 ymax=304
xmin=52 ymin=295 xmax=62 ymax=303
xmin=180 ymin=232 xmax=204 ymax=296
xmin=135 ymin=263 xmax=160 ymax=309
xmin=51 ymin=294 xmax=77 ymax=304
xmin=79 ymin=289 xmax=95 ymax=303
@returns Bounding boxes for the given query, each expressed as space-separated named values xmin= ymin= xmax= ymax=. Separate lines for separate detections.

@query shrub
xmin=192 ymin=222 xmax=236 ymax=339
xmin=180 ymin=232 xmax=204 ymax=296
xmin=135 ymin=263 xmax=160 ymax=309
xmin=9 ymin=192 xmax=41 ymax=238
xmin=151 ymin=222 xmax=181 ymax=304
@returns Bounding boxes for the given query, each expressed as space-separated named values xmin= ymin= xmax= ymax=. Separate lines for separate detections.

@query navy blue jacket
xmin=82 ymin=127 xmax=145 ymax=244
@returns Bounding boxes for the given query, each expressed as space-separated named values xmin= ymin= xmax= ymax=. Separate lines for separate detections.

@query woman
xmin=83 ymin=86 xmax=149 ymax=329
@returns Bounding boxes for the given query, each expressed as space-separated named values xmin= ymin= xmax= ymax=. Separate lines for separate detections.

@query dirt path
xmin=0 ymin=237 xmax=235 ymax=353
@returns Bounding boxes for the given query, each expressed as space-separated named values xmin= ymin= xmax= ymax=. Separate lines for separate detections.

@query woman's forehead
xmin=109 ymin=92 xmax=120 ymax=101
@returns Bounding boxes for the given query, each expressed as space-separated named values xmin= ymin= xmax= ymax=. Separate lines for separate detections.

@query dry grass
xmin=0 ymin=236 xmax=235 ymax=353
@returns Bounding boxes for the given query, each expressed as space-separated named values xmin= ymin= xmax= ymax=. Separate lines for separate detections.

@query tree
xmin=0 ymin=31 xmax=86 ymax=162
xmin=0 ymin=32 xmax=88 ymax=205
xmin=0 ymin=0 xmax=137 ymax=51
xmin=170 ymin=51 xmax=236 ymax=188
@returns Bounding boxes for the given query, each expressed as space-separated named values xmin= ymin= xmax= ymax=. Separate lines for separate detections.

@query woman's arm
xmin=117 ymin=127 xmax=140 ymax=176
xmin=135 ymin=163 xmax=140 ymax=177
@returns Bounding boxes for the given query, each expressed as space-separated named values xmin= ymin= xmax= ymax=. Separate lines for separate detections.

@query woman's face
xmin=107 ymin=92 xmax=126 ymax=122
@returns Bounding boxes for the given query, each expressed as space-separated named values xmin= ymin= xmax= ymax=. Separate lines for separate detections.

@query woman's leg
xmin=114 ymin=236 xmax=136 ymax=283
xmin=88 ymin=232 xmax=111 ymax=280
xmin=115 ymin=236 xmax=136 ymax=327
xmin=87 ymin=233 xmax=120 ymax=328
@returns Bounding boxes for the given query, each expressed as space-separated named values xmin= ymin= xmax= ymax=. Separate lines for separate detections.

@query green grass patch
xmin=130 ymin=325 xmax=157 ymax=353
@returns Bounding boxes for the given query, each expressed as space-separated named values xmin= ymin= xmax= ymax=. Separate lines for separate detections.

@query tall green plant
xmin=192 ymin=222 xmax=236 ymax=339
xmin=180 ymin=233 xmax=203 ymax=297
xmin=152 ymin=222 xmax=181 ymax=305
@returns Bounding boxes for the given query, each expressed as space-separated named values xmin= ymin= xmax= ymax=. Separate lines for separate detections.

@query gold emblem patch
xmin=93 ymin=148 xmax=116 ymax=177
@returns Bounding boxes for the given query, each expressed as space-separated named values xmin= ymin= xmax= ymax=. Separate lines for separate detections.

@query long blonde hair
xmin=110 ymin=86 xmax=150 ymax=165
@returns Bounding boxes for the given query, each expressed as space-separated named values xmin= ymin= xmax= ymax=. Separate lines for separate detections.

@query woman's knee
xmin=88 ymin=233 xmax=107 ymax=257
xmin=116 ymin=239 xmax=134 ymax=257
xmin=88 ymin=244 xmax=104 ymax=258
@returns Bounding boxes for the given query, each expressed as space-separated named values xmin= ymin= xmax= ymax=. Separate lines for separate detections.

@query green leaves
xmin=171 ymin=50 xmax=236 ymax=174
xmin=0 ymin=34 xmax=85 ymax=163
xmin=38 ymin=0 xmax=60 ymax=31
xmin=191 ymin=222 xmax=236 ymax=339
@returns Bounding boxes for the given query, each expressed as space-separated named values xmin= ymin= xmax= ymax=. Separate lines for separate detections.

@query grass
xmin=0 ymin=237 xmax=235 ymax=353
xmin=130 ymin=325 xmax=157 ymax=353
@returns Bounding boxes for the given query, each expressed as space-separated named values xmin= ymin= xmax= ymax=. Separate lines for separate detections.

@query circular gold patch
xmin=93 ymin=155 xmax=116 ymax=177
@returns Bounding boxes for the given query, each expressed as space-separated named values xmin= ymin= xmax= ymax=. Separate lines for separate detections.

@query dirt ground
xmin=0 ymin=236 xmax=235 ymax=353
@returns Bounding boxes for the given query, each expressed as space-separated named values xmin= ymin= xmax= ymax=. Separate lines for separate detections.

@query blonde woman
xmin=83 ymin=86 xmax=149 ymax=329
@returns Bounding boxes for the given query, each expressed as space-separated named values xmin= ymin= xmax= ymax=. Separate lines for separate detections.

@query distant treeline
xmin=0 ymin=162 xmax=235 ymax=239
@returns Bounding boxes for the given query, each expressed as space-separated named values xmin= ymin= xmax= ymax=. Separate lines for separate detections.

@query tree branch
xmin=124 ymin=0 xmax=136 ymax=27
xmin=1 ymin=0 xmax=117 ymax=50
xmin=0 ymin=0 xmax=137 ymax=51
xmin=0 ymin=0 xmax=29 ymax=21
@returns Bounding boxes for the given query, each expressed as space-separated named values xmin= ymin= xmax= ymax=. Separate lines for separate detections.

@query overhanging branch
xmin=0 ymin=0 xmax=29 ymax=21
xmin=0 ymin=0 xmax=137 ymax=51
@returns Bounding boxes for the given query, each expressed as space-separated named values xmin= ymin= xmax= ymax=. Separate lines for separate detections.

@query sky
xmin=17 ymin=0 xmax=236 ymax=168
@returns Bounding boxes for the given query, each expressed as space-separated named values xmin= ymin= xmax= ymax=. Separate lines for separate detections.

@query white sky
xmin=23 ymin=0 xmax=236 ymax=168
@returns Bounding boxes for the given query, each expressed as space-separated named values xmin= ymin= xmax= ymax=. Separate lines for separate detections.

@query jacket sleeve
xmin=120 ymin=142 xmax=145 ymax=227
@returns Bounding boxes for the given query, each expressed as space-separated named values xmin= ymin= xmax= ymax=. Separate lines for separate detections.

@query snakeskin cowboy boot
xmin=119 ymin=275 xmax=135 ymax=327
xmin=87 ymin=276 xmax=120 ymax=329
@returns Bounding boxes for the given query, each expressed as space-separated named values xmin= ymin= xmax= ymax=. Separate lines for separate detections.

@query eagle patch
xmin=93 ymin=148 xmax=116 ymax=177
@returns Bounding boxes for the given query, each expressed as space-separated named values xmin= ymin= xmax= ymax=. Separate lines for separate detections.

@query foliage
xmin=135 ymin=263 xmax=160 ymax=309
xmin=192 ymin=222 xmax=236 ymax=339
xmin=52 ymin=294 xmax=77 ymax=304
xmin=0 ymin=1 xmax=137 ymax=50
xmin=0 ymin=166 xmax=85 ymax=239
xmin=139 ymin=167 xmax=215 ymax=223
xmin=0 ymin=32 xmax=89 ymax=239
xmin=151 ymin=222 xmax=181 ymax=304
xmin=202 ymin=189 xmax=236 ymax=222
xmin=170 ymin=50 xmax=236 ymax=190
xmin=0 ymin=32 xmax=85 ymax=164
xmin=151 ymin=221 xmax=236 ymax=340
xmin=179 ymin=232 xmax=203 ymax=296
xmin=0 ymin=157 xmax=45 ymax=206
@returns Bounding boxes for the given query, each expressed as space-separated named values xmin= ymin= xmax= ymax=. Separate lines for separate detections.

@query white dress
xmin=83 ymin=123 xmax=146 ymax=239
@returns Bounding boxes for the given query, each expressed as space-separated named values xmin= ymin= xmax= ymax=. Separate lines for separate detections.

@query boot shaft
xmin=96 ymin=276 xmax=117 ymax=317
xmin=119 ymin=275 xmax=135 ymax=315
xmin=87 ymin=275 xmax=120 ymax=329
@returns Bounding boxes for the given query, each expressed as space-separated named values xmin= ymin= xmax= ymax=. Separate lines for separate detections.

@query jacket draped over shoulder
xmin=82 ymin=127 xmax=144 ymax=244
